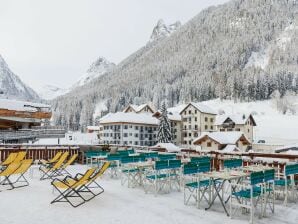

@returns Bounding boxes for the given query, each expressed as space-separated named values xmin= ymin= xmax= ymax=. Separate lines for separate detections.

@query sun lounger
xmin=0 ymin=159 xmax=33 ymax=190
xmin=40 ymin=152 xmax=69 ymax=180
xmin=51 ymin=162 xmax=110 ymax=207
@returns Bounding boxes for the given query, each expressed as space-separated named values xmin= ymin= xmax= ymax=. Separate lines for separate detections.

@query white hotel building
xmin=99 ymin=112 xmax=159 ymax=146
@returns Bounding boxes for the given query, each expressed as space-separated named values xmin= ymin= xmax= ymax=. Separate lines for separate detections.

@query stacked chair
xmin=120 ymin=155 xmax=145 ymax=187
xmin=274 ymin=163 xmax=298 ymax=204
xmin=144 ymin=159 xmax=182 ymax=196
xmin=183 ymin=159 xmax=211 ymax=208
xmin=230 ymin=169 xmax=276 ymax=224
xmin=0 ymin=151 xmax=32 ymax=190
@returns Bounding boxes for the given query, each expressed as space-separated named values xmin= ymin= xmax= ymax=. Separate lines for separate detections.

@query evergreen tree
xmin=157 ymin=103 xmax=173 ymax=143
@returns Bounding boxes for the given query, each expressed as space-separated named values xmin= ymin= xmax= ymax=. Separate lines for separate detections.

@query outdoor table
xmin=126 ymin=161 xmax=155 ymax=187
xmin=90 ymin=155 xmax=107 ymax=167
xmin=242 ymin=165 xmax=274 ymax=172
xmin=201 ymin=170 xmax=249 ymax=216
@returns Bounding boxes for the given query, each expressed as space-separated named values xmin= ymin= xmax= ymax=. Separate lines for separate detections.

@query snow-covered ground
xmin=0 ymin=165 xmax=297 ymax=224
xmin=204 ymin=99 xmax=298 ymax=144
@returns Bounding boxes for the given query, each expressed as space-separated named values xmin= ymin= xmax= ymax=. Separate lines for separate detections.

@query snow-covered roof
xmin=123 ymin=104 xmax=155 ymax=114
xmin=153 ymin=104 xmax=186 ymax=121
xmin=152 ymin=143 xmax=181 ymax=152
xmin=214 ymin=113 xmax=256 ymax=126
xmin=275 ymin=144 xmax=298 ymax=153
xmin=99 ymin=112 xmax=159 ymax=125
xmin=0 ymin=99 xmax=50 ymax=112
xmin=87 ymin=126 xmax=100 ymax=131
xmin=180 ymin=102 xmax=217 ymax=115
xmin=221 ymin=145 xmax=240 ymax=152
xmin=193 ymin=131 xmax=250 ymax=145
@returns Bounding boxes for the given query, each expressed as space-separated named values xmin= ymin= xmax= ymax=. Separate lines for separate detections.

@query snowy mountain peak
xmin=72 ymin=57 xmax=115 ymax=89
xmin=36 ymin=84 xmax=68 ymax=100
xmin=149 ymin=19 xmax=181 ymax=42
xmin=0 ymin=54 xmax=39 ymax=101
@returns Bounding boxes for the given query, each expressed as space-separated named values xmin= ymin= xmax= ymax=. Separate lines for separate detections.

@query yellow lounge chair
xmin=60 ymin=154 xmax=78 ymax=175
xmin=0 ymin=159 xmax=33 ymax=190
xmin=0 ymin=152 xmax=18 ymax=167
xmin=40 ymin=151 xmax=63 ymax=166
xmin=13 ymin=151 xmax=27 ymax=163
xmin=40 ymin=152 xmax=69 ymax=180
xmin=51 ymin=168 xmax=97 ymax=207
xmin=51 ymin=162 xmax=110 ymax=207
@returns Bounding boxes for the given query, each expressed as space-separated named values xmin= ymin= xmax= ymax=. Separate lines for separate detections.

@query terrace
xmin=0 ymin=146 xmax=298 ymax=224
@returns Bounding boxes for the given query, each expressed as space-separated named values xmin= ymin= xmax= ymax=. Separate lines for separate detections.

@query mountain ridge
xmin=0 ymin=54 xmax=40 ymax=101
xmin=52 ymin=0 xmax=298 ymax=130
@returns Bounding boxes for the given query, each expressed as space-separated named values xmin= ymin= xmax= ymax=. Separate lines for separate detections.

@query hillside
xmin=0 ymin=54 xmax=39 ymax=101
xmin=52 ymin=0 xmax=298 ymax=130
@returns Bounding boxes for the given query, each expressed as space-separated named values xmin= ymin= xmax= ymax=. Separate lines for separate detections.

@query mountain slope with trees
xmin=52 ymin=0 xmax=298 ymax=130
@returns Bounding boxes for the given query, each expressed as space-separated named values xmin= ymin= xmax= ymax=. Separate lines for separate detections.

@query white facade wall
xmin=101 ymin=123 xmax=158 ymax=146
xmin=181 ymin=104 xmax=216 ymax=147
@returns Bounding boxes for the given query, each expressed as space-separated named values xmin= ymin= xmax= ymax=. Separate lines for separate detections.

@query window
xmin=195 ymin=117 xmax=197 ymax=122
xmin=188 ymin=125 xmax=191 ymax=129
xmin=194 ymin=133 xmax=198 ymax=137
xmin=124 ymin=141 xmax=127 ymax=145
xmin=189 ymin=110 xmax=191 ymax=114
xmin=184 ymin=111 xmax=187 ymax=115
xmin=210 ymin=118 xmax=214 ymax=122
xmin=211 ymin=126 xmax=213 ymax=130
xmin=134 ymin=141 xmax=139 ymax=145
xmin=194 ymin=125 xmax=198 ymax=130
xmin=135 ymin=126 xmax=139 ymax=130
xmin=189 ymin=141 xmax=192 ymax=145
xmin=124 ymin=125 xmax=128 ymax=129
xmin=129 ymin=125 xmax=132 ymax=128
xmin=205 ymin=117 xmax=208 ymax=122
xmin=135 ymin=133 xmax=138 ymax=137
xmin=236 ymin=128 xmax=240 ymax=131
xmin=188 ymin=117 xmax=191 ymax=122
xmin=195 ymin=110 xmax=197 ymax=114
xmin=124 ymin=133 xmax=128 ymax=137
xmin=207 ymin=142 xmax=212 ymax=147
xmin=184 ymin=133 xmax=187 ymax=137
xmin=228 ymin=128 xmax=233 ymax=131
xmin=248 ymin=129 xmax=250 ymax=133
xmin=188 ymin=133 xmax=192 ymax=137
xmin=205 ymin=125 xmax=208 ymax=130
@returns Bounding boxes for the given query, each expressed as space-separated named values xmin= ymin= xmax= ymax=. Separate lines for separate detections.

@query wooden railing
xmin=182 ymin=150 xmax=298 ymax=172
xmin=0 ymin=145 xmax=82 ymax=163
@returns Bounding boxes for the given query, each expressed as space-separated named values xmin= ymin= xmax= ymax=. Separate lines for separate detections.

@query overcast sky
xmin=0 ymin=0 xmax=228 ymax=90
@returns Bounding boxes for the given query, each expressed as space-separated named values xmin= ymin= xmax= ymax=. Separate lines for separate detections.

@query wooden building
xmin=0 ymin=99 xmax=51 ymax=130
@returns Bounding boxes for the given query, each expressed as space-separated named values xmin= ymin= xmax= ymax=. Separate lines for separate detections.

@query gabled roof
xmin=179 ymin=102 xmax=217 ymax=115
xmin=123 ymin=104 xmax=155 ymax=114
xmin=193 ymin=131 xmax=250 ymax=145
xmin=99 ymin=112 xmax=159 ymax=125
xmin=153 ymin=104 xmax=186 ymax=121
xmin=221 ymin=145 xmax=240 ymax=152
xmin=214 ymin=114 xmax=256 ymax=126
